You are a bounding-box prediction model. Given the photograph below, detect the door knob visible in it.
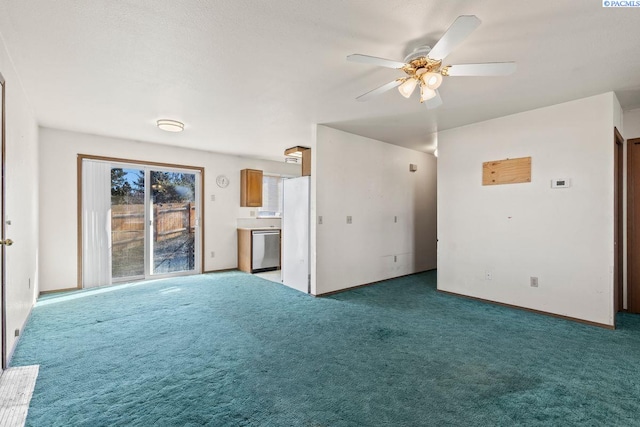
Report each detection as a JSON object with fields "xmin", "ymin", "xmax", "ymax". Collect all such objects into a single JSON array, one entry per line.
[{"xmin": 0, "ymin": 239, "xmax": 13, "ymax": 246}]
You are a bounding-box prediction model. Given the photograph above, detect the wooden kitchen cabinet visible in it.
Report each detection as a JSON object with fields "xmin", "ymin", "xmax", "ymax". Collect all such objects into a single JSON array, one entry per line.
[
  {"xmin": 302, "ymin": 148, "xmax": 311, "ymax": 176},
  {"xmin": 237, "ymin": 229, "xmax": 253, "ymax": 273},
  {"xmin": 240, "ymin": 169, "xmax": 263, "ymax": 207}
]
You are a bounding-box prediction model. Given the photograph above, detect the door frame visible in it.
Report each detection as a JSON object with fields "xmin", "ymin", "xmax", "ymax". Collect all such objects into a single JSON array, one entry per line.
[
  {"xmin": 614, "ymin": 127, "xmax": 624, "ymax": 317},
  {"xmin": 0, "ymin": 72, "xmax": 6, "ymax": 369},
  {"xmin": 627, "ymin": 137, "xmax": 640, "ymax": 313},
  {"xmin": 77, "ymin": 154, "xmax": 205, "ymax": 288}
]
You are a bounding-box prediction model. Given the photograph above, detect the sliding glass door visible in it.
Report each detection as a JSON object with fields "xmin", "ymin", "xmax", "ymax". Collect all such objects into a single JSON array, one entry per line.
[
  {"xmin": 83, "ymin": 158, "xmax": 201, "ymax": 288},
  {"xmin": 111, "ymin": 167, "xmax": 145, "ymax": 281},
  {"xmin": 149, "ymin": 170, "xmax": 197, "ymax": 275}
]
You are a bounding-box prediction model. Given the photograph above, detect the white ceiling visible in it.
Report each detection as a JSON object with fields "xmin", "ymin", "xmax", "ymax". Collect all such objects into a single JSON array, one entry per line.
[{"xmin": 1, "ymin": 1, "xmax": 639, "ymax": 161}]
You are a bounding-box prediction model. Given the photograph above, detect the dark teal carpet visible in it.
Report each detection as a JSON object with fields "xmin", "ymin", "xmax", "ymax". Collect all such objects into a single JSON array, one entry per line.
[{"xmin": 11, "ymin": 271, "xmax": 640, "ymax": 426}]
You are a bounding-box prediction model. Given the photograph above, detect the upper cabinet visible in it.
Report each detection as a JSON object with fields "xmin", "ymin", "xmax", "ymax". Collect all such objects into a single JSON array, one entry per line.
[
  {"xmin": 284, "ymin": 146, "xmax": 311, "ymax": 177},
  {"xmin": 302, "ymin": 149, "xmax": 311, "ymax": 177},
  {"xmin": 240, "ymin": 169, "xmax": 263, "ymax": 207}
]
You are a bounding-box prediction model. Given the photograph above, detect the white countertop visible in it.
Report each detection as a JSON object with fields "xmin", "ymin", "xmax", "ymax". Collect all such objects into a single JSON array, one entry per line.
[{"xmin": 237, "ymin": 227, "xmax": 281, "ymax": 231}]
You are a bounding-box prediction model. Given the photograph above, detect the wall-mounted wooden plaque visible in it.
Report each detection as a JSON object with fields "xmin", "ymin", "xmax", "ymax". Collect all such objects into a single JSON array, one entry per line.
[{"xmin": 482, "ymin": 157, "xmax": 531, "ymax": 186}]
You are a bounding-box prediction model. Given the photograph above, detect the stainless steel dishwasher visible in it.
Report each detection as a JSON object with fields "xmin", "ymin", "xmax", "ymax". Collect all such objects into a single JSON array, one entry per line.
[{"xmin": 252, "ymin": 230, "xmax": 281, "ymax": 272}]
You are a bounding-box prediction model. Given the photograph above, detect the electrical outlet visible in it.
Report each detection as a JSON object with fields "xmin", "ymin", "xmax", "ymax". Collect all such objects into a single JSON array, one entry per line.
[
  {"xmin": 485, "ymin": 271, "xmax": 493, "ymax": 280},
  {"xmin": 346, "ymin": 216, "xmax": 352, "ymax": 224},
  {"xmin": 318, "ymin": 216, "xmax": 323, "ymax": 225},
  {"xmin": 210, "ymin": 194, "xmax": 215, "ymax": 202},
  {"xmin": 210, "ymin": 251, "xmax": 215, "ymax": 258},
  {"xmin": 250, "ymin": 211, "xmax": 256, "ymax": 217},
  {"xmin": 530, "ymin": 277, "xmax": 539, "ymax": 287},
  {"xmin": 551, "ymin": 178, "xmax": 571, "ymax": 189}
]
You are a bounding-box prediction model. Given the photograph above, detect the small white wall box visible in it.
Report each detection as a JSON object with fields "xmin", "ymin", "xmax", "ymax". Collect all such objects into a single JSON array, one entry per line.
[
  {"xmin": 409, "ymin": 164, "xmax": 418, "ymax": 172},
  {"xmin": 551, "ymin": 178, "xmax": 571, "ymax": 188}
]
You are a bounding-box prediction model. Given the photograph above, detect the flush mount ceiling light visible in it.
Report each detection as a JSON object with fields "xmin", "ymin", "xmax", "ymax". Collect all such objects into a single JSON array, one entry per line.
[
  {"xmin": 284, "ymin": 146, "xmax": 310, "ymax": 158},
  {"xmin": 347, "ymin": 15, "xmax": 516, "ymax": 109},
  {"xmin": 156, "ymin": 119, "xmax": 184, "ymax": 132}
]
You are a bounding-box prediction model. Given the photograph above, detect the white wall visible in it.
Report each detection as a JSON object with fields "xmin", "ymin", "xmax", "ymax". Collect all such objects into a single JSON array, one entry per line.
[
  {"xmin": 0, "ymin": 33, "xmax": 39, "ymax": 363},
  {"xmin": 438, "ymin": 92, "xmax": 620, "ymax": 326},
  {"xmin": 313, "ymin": 125, "xmax": 437, "ymax": 295},
  {"xmin": 623, "ymin": 108, "xmax": 640, "ymax": 139},
  {"xmin": 38, "ymin": 127, "xmax": 299, "ymax": 292}
]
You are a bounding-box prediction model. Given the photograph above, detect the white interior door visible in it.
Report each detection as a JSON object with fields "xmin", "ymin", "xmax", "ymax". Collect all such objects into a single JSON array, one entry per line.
[{"xmin": 282, "ymin": 176, "xmax": 310, "ymax": 293}]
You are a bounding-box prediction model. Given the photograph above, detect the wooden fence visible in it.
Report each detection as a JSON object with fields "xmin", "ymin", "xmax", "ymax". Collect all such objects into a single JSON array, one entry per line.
[{"xmin": 111, "ymin": 203, "xmax": 195, "ymax": 248}]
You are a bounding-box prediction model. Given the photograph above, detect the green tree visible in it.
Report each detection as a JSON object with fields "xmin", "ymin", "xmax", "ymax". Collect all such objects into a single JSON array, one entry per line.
[
  {"xmin": 111, "ymin": 168, "xmax": 126, "ymax": 195},
  {"xmin": 111, "ymin": 168, "xmax": 133, "ymax": 204},
  {"xmin": 150, "ymin": 171, "xmax": 195, "ymax": 204},
  {"xmin": 131, "ymin": 170, "xmax": 145, "ymax": 203}
]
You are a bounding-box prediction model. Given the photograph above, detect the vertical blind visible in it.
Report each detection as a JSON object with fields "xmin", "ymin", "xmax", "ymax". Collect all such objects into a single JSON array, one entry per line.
[{"xmin": 82, "ymin": 159, "xmax": 112, "ymax": 288}]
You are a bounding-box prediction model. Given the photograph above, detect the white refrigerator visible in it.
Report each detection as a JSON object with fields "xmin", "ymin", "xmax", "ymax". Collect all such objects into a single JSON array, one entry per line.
[{"xmin": 282, "ymin": 176, "xmax": 310, "ymax": 293}]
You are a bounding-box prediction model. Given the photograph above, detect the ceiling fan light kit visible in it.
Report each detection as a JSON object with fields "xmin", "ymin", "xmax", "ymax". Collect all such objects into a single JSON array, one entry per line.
[
  {"xmin": 422, "ymin": 72, "xmax": 443, "ymax": 90},
  {"xmin": 420, "ymin": 86, "xmax": 437, "ymax": 102},
  {"xmin": 398, "ymin": 78, "xmax": 418, "ymax": 98},
  {"xmin": 347, "ymin": 15, "xmax": 516, "ymax": 109}
]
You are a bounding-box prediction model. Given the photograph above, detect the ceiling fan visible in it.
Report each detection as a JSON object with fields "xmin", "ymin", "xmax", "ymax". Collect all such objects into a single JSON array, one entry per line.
[{"xmin": 347, "ymin": 15, "xmax": 516, "ymax": 109}]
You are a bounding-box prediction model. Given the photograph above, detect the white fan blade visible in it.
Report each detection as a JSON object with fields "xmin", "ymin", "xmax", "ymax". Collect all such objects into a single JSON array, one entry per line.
[
  {"xmin": 347, "ymin": 54, "xmax": 406, "ymax": 69},
  {"xmin": 356, "ymin": 79, "xmax": 403, "ymax": 102},
  {"xmin": 446, "ymin": 62, "xmax": 517, "ymax": 76},
  {"xmin": 428, "ymin": 15, "xmax": 481, "ymax": 60},
  {"xmin": 425, "ymin": 90, "xmax": 443, "ymax": 109}
]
